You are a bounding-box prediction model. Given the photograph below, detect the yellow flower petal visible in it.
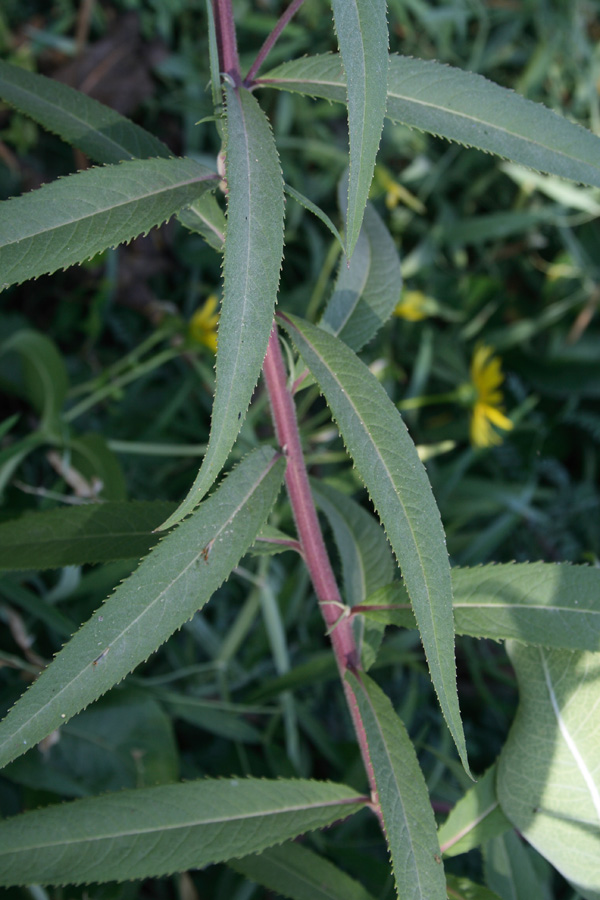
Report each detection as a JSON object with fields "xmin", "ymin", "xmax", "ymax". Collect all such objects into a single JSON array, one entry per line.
[
  {"xmin": 189, "ymin": 294, "xmax": 219, "ymax": 352},
  {"xmin": 467, "ymin": 344, "xmax": 513, "ymax": 447},
  {"xmin": 393, "ymin": 290, "xmax": 430, "ymax": 322}
]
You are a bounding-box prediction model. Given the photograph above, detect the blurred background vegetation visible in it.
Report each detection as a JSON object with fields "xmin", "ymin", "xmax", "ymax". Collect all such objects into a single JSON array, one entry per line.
[{"xmin": 0, "ymin": 1, "xmax": 599, "ymax": 898}]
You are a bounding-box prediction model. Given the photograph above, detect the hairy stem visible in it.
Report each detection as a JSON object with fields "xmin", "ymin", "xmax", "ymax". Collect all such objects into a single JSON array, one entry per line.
[
  {"xmin": 263, "ymin": 323, "xmax": 383, "ymax": 825},
  {"xmin": 245, "ymin": 0, "xmax": 306, "ymax": 85},
  {"xmin": 213, "ymin": 0, "xmax": 241, "ymax": 85}
]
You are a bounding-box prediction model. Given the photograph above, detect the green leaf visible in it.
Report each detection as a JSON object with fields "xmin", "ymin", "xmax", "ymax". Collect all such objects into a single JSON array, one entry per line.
[
  {"xmin": 177, "ymin": 192, "xmax": 226, "ymax": 251},
  {"xmin": 0, "ymin": 501, "xmax": 177, "ymax": 571},
  {"xmin": 2, "ymin": 688, "xmax": 179, "ymax": 798},
  {"xmin": 158, "ymin": 690, "xmax": 263, "ymax": 744},
  {"xmin": 0, "ymin": 447, "xmax": 285, "ymax": 768},
  {"xmin": 361, "ymin": 562, "xmax": 600, "ymax": 652},
  {"xmin": 68, "ymin": 432, "xmax": 127, "ymax": 501},
  {"xmin": 329, "ymin": 0, "xmax": 388, "ymax": 256},
  {"xmin": 159, "ymin": 86, "xmax": 284, "ymax": 530},
  {"xmin": 0, "ymin": 157, "xmax": 217, "ymax": 291},
  {"xmin": 262, "ymin": 54, "xmax": 600, "ymax": 189},
  {"xmin": 0, "ymin": 60, "xmax": 171, "ymax": 164},
  {"xmin": 437, "ymin": 766, "xmax": 511, "ymax": 857},
  {"xmin": 230, "ymin": 841, "xmax": 377, "ymax": 900},
  {"xmin": 445, "ymin": 875, "xmax": 503, "ymax": 900},
  {"xmin": 279, "ymin": 313, "xmax": 469, "ymax": 774},
  {"xmin": 0, "ymin": 777, "xmax": 365, "ymax": 886},
  {"xmin": 285, "ymin": 183, "xmax": 344, "ymax": 250},
  {"xmin": 312, "ymin": 480, "xmax": 394, "ymax": 669},
  {"xmin": 484, "ymin": 831, "xmax": 549, "ymax": 900},
  {"xmin": 346, "ymin": 671, "xmax": 447, "ymax": 900},
  {"xmin": 497, "ymin": 642, "xmax": 600, "ymax": 900},
  {"xmin": 321, "ymin": 195, "xmax": 401, "ymax": 351},
  {"xmin": 1, "ymin": 329, "xmax": 68, "ymax": 431}
]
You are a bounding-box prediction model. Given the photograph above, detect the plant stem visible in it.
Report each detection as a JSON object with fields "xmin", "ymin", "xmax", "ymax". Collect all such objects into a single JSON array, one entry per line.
[
  {"xmin": 244, "ymin": 0, "xmax": 306, "ymax": 86},
  {"xmin": 263, "ymin": 323, "xmax": 383, "ymax": 825},
  {"xmin": 213, "ymin": 0, "xmax": 241, "ymax": 85}
]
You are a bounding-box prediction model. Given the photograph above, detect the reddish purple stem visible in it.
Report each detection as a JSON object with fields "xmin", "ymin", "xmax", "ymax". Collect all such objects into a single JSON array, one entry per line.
[
  {"xmin": 213, "ymin": 0, "xmax": 241, "ymax": 85},
  {"xmin": 244, "ymin": 0, "xmax": 306, "ymax": 86}
]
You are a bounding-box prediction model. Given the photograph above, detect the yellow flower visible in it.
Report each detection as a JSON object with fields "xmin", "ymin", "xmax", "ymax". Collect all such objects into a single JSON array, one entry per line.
[
  {"xmin": 374, "ymin": 166, "xmax": 426, "ymax": 213},
  {"xmin": 468, "ymin": 344, "xmax": 513, "ymax": 448},
  {"xmin": 189, "ymin": 294, "xmax": 219, "ymax": 353},
  {"xmin": 393, "ymin": 290, "xmax": 433, "ymax": 322}
]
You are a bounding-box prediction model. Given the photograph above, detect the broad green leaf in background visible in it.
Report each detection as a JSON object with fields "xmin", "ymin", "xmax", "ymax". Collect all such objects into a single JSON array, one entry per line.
[
  {"xmin": 160, "ymin": 85, "xmax": 285, "ymax": 530},
  {"xmin": 360, "ymin": 562, "xmax": 600, "ymax": 652},
  {"xmin": 230, "ymin": 841, "xmax": 377, "ymax": 900},
  {"xmin": 329, "ymin": 0, "xmax": 389, "ymax": 256},
  {"xmin": 2, "ymin": 688, "xmax": 179, "ymax": 798},
  {"xmin": 437, "ymin": 765, "xmax": 511, "ymax": 857},
  {"xmin": 0, "ymin": 329, "xmax": 68, "ymax": 432},
  {"xmin": 445, "ymin": 875, "xmax": 503, "ymax": 900},
  {"xmin": 497, "ymin": 642, "xmax": 600, "ymax": 900},
  {"xmin": 280, "ymin": 313, "xmax": 469, "ymax": 774},
  {"xmin": 0, "ymin": 447, "xmax": 285, "ymax": 768},
  {"xmin": 261, "ymin": 54, "xmax": 600, "ymax": 189},
  {"xmin": 0, "ymin": 157, "xmax": 218, "ymax": 291},
  {"xmin": 0, "ymin": 778, "xmax": 366, "ymax": 885},
  {"xmin": 312, "ymin": 480, "xmax": 394, "ymax": 668},
  {"xmin": 0, "ymin": 59, "xmax": 171, "ymax": 164},
  {"xmin": 321, "ymin": 199, "xmax": 401, "ymax": 351},
  {"xmin": 0, "ymin": 501, "xmax": 177, "ymax": 571},
  {"xmin": 346, "ymin": 671, "xmax": 447, "ymax": 900},
  {"xmin": 484, "ymin": 831, "xmax": 550, "ymax": 900}
]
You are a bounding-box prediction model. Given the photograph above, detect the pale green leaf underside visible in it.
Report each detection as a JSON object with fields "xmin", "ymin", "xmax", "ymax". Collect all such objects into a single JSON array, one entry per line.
[
  {"xmin": 0, "ymin": 60, "xmax": 171, "ymax": 164},
  {"xmin": 445, "ymin": 874, "xmax": 503, "ymax": 900},
  {"xmin": 330, "ymin": 0, "xmax": 388, "ymax": 255},
  {"xmin": 0, "ymin": 501, "xmax": 177, "ymax": 571},
  {"xmin": 347, "ymin": 671, "xmax": 447, "ymax": 900},
  {"xmin": 230, "ymin": 841, "xmax": 377, "ymax": 900},
  {"xmin": 160, "ymin": 86, "xmax": 285, "ymax": 530},
  {"xmin": 497, "ymin": 643, "xmax": 600, "ymax": 899},
  {"xmin": 362, "ymin": 561, "xmax": 600, "ymax": 651},
  {"xmin": 484, "ymin": 830, "xmax": 547, "ymax": 900},
  {"xmin": 0, "ymin": 156, "xmax": 217, "ymax": 291},
  {"xmin": 0, "ymin": 777, "xmax": 365, "ymax": 886},
  {"xmin": 437, "ymin": 766, "xmax": 511, "ymax": 858},
  {"xmin": 0, "ymin": 447, "xmax": 285, "ymax": 769},
  {"xmin": 262, "ymin": 54, "xmax": 600, "ymax": 189},
  {"xmin": 280, "ymin": 313, "xmax": 468, "ymax": 773},
  {"xmin": 321, "ymin": 199, "xmax": 401, "ymax": 351}
]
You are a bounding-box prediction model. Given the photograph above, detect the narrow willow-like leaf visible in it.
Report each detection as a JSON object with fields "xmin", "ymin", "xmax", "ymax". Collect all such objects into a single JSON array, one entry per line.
[
  {"xmin": 261, "ymin": 54, "xmax": 600, "ymax": 189},
  {"xmin": 0, "ymin": 59, "xmax": 171, "ymax": 164},
  {"xmin": 280, "ymin": 313, "xmax": 469, "ymax": 773},
  {"xmin": 329, "ymin": 0, "xmax": 388, "ymax": 255},
  {"xmin": 437, "ymin": 766, "xmax": 511, "ymax": 857},
  {"xmin": 321, "ymin": 200, "xmax": 401, "ymax": 351},
  {"xmin": 484, "ymin": 831, "xmax": 547, "ymax": 900},
  {"xmin": 360, "ymin": 562, "xmax": 600, "ymax": 652},
  {"xmin": 347, "ymin": 671, "xmax": 447, "ymax": 900},
  {"xmin": 0, "ymin": 501, "xmax": 177, "ymax": 571},
  {"xmin": 0, "ymin": 157, "xmax": 217, "ymax": 291},
  {"xmin": 178, "ymin": 193, "xmax": 226, "ymax": 251},
  {"xmin": 0, "ymin": 777, "xmax": 365, "ymax": 886},
  {"xmin": 497, "ymin": 643, "xmax": 600, "ymax": 899},
  {"xmin": 159, "ymin": 86, "xmax": 284, "ymax": 530},
  {"xmin": 0, "ymin": 447, "xmax": 285, "ymax": 768},
  {"xmin": 1, "ymin": 329, "xmax": 68, "ymax": 431},
  {"xmin": 285, "ymin": 184, "xmax": 344, "ymax": 250},
  {"xmin": 445, "ymin": 875, "xmax": 503, "ymax": 900},
  {"xmin": 230, "ymin": 841, "xmax": 377, "ymax": 900}
]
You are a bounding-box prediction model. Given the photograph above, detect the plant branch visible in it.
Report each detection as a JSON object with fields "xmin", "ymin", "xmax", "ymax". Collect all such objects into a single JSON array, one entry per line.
[
  {"xmin": 244, "ymin": 0, "xmax": 306, "ymax": 86},
  {"xmin": 263, "ymin": 323, "xmax": 383, "ymax": 826},
  {"xmin": 212, "ymin": 0, "xmax": 241, "ymax": 85}
]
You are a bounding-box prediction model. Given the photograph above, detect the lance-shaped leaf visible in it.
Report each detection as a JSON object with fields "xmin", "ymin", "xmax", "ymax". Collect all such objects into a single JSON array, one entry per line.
[
  {"xmin": 437, "ymin": 766, "xmax": 511, "ymax": 857},
  {"xmin": 321, "ymin": 197, "xmax": 401, "ymax": 352},
  {"xmin": 359, "ymin": 562, "xmax": 600, "ymax": 652},
  {"xmin": 0, "ymin": 60, "xmax": 224, "ymax": 249},
  {"xmin": 1, "ymin": 329, "xmax": 68, "ymax": 432},
  {"xmin": 329, "ymin": 0, "xmax": 388, "ymax": 255},
  {"xmin": 0, "ymin": 501, "xmax": 177, "ymax": 571},
  {"xmin": 279, "ymin": 313, "xmax": 469, "ymax": 773},
  {"xmin": 445, "ymin": 875, "xmax": 503, "ymax": 900},
  {"xmin": 0, "ymin": 777, "xmax": 365, "ymax": 886},
  {"xmin": 497, "ymin": 643, "xmax": 600, "ymax": 900},
  {"xmin": 261, "ymin": 54, "xmax": 600, "ymax": 189},
  {"xmin": 159, "ymin": 86, "xmax": 284, "ymax": 530},
  {"xmin": 346, "ymin": 671, "xmax": 447, "ymax": 900},
  {"xmin": 230, "ymin": 841, "xmax": 377, "ymax": 900},
  {"xmin": 0, "ymin": 59, "xmax": 170, "ymax": 164},
  {"xmin": 0, "ymin": 447, "xmax": 285, "ymax": 768},
  {"xmin": 0, "ymin": 157, "xmax": 217, "ymax": 291}
]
